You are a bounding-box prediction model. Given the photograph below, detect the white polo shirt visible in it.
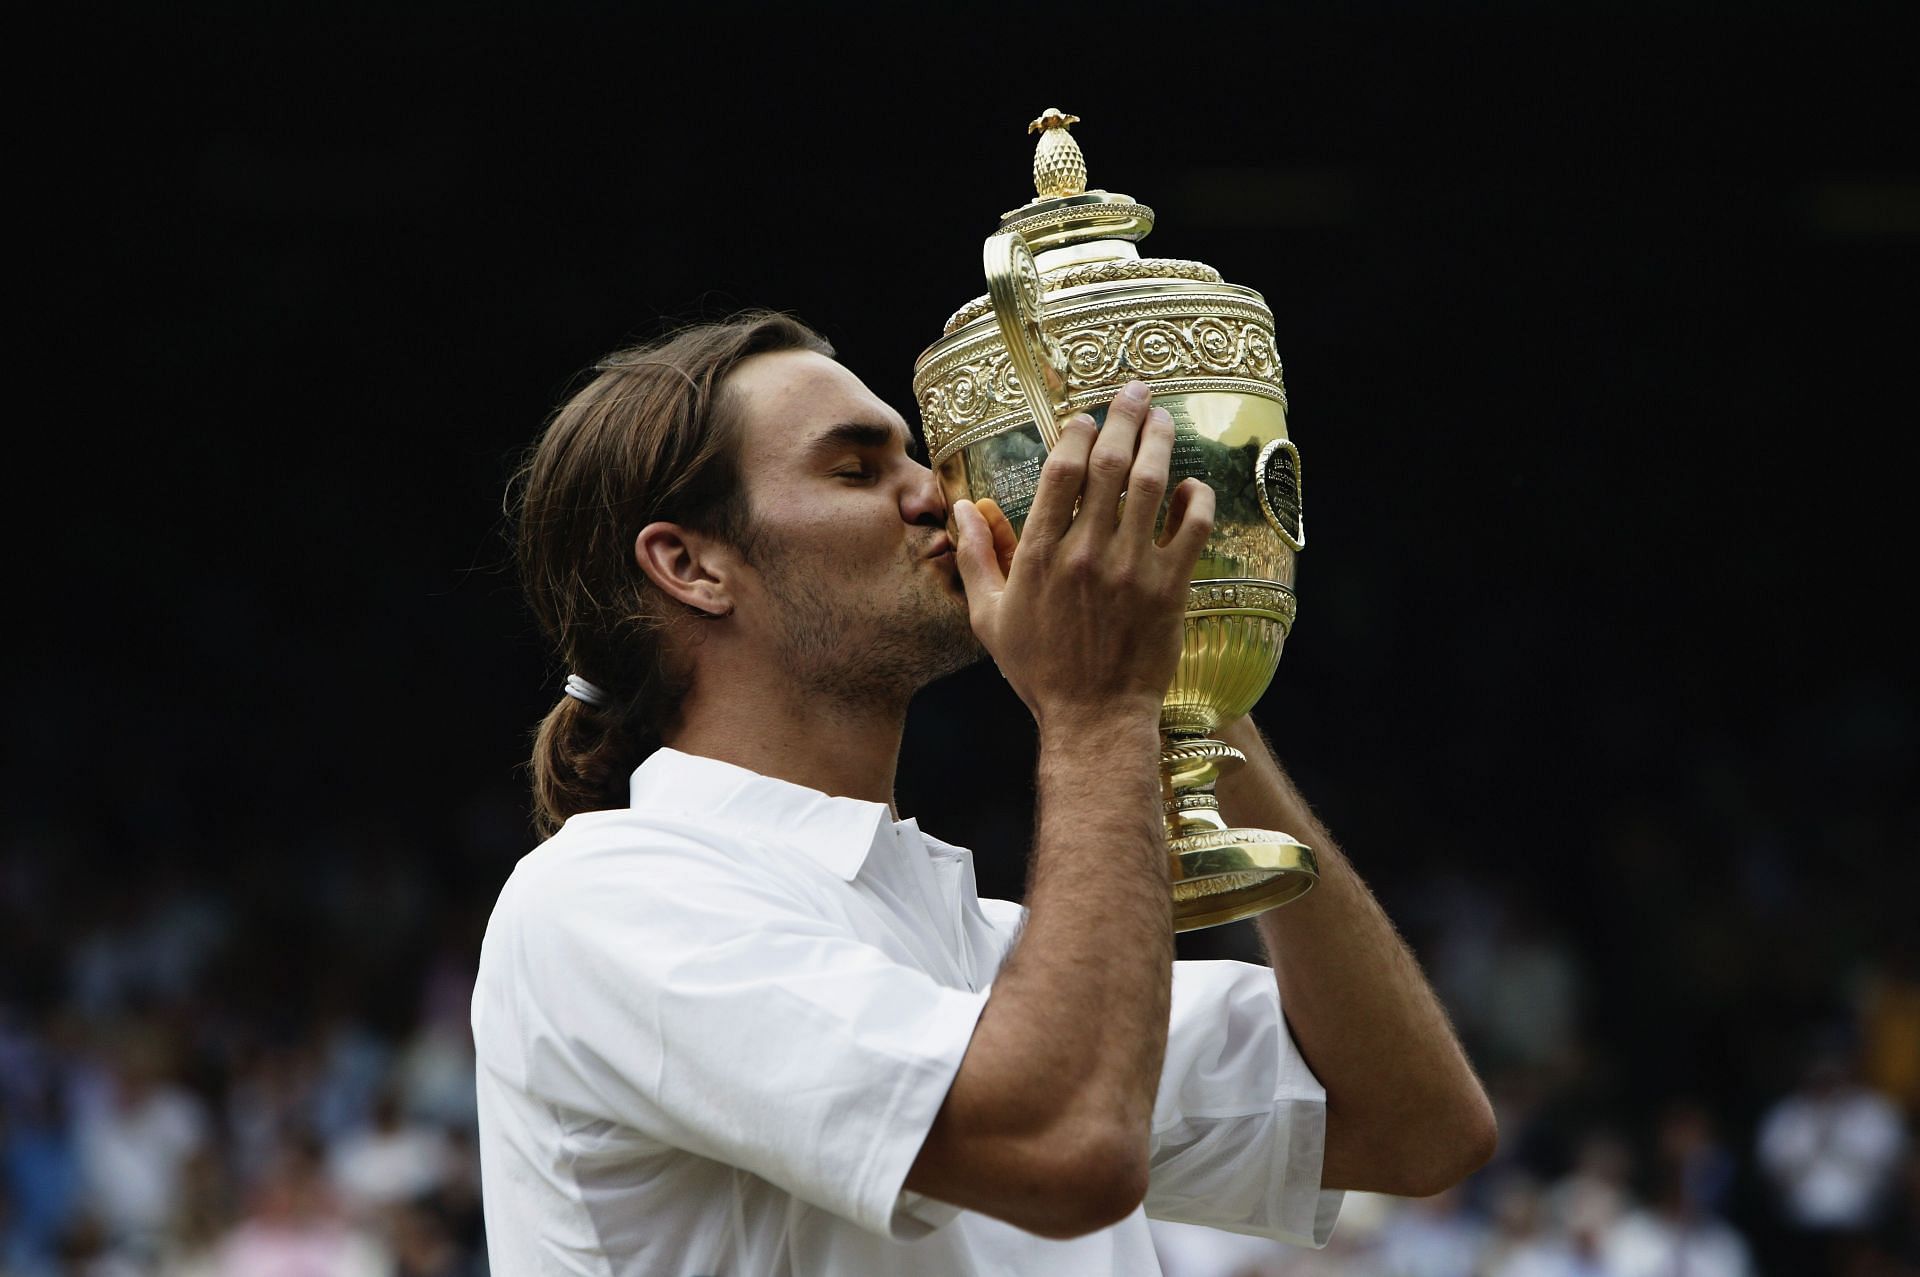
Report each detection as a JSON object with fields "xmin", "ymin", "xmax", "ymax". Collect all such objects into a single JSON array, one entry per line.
[{"xmin": 472, "ymin": 748, "xmax": 1341, "ymax": 1275}]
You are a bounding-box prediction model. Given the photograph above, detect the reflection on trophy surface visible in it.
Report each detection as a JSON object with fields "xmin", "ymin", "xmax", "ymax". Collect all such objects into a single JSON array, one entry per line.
[{"xmin": 914, "ymin": 109, "xmax": 1319, "ymax": 931}]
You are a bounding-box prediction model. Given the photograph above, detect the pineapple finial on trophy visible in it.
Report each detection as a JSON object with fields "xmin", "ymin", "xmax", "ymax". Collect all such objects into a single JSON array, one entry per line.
[{"xmin": 1027, "ymin": 108, "xmax": 1086, "ymax": 199}]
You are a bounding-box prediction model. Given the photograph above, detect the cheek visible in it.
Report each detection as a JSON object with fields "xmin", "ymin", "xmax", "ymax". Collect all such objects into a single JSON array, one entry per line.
[
  {"xmin": 759, "ymin": 515, "xmax": 884, "ymax": 579},
  {"xmin": 796, "ymin": 504, "xmax": 899, "ymax": 557},
  {"xmin": 748, "ymin": 489, "xmax": 904, "ymax": 574}
]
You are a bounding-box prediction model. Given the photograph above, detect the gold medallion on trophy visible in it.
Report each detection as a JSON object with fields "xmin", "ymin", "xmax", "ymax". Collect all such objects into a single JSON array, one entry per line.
[{"xmin": 915, "ymin": 109, "xmax": 1318, "ymax": 931}]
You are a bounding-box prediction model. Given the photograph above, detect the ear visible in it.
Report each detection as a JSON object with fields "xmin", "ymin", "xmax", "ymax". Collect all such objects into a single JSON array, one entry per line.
[{"xmin": 634, "ymin": 522, "xmax": 733, "ymax": 617}]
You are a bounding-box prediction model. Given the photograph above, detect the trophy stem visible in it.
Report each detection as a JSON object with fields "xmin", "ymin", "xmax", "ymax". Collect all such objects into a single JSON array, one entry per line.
[{"xmin": 1160, "ymin": 733, "xmax": 1319, "ymax": 932}]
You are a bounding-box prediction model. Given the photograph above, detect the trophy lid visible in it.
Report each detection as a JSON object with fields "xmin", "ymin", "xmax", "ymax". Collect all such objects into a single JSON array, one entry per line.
[
  {"xmin": 935, "ymin": 110, "xmax": 1221, "ymax": 336},
  {"xmin": 997, "ymin": 109, "xmax": 1155, "ymax": 255}
]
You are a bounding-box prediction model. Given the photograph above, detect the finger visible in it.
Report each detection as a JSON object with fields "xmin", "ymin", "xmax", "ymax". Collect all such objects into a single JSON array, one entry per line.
[
  {"xmin": 1156, "ymin": 472, "xmax": 1198, "ymax": 549},
  {"xmin": 977, "ymin": 497, "xmax": 1018, "ymax": 576},
  {"xmin": 1121, "ymin": 405, "xmax": 1175, "ymax": 543},
  {"xmin": 951, "ymin": 499, "xmax": 1007, "ymax": 612},
  {"xmin": 1079, "ymin": 381, "xmax": 1154, "ymax": 539},
  {"xmin": 1020, "ymin": 413, "xmax": 1096, "ymax": 556},
  {"xmin": 1160, "ymin": 478, "xmax": 1216, "ymax": 572}
]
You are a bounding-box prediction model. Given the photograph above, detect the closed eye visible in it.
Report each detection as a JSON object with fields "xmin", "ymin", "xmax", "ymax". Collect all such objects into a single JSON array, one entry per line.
[{"xmin": 807, "ymin": 421, "xmax": 916, "ymax": 471}]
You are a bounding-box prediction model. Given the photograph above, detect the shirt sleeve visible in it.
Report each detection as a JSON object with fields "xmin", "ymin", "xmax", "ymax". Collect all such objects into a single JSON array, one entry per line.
[
  {"xmin": 499, "ymin": 849, "xmax": 989, "ymax": 1241},
  {"xmin": 1143, "ymin": 959, "xmax": 1344, "ymax": 1248}
]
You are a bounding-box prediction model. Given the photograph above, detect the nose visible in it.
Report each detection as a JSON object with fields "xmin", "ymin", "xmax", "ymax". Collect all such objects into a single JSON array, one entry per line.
[{"xmin": 901, "ymin": 456, "xmax": 946, "ymax": 528}]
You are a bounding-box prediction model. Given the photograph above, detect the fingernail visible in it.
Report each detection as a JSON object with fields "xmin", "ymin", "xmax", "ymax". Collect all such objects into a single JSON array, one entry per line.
[
  {"xmin": 1149, "ymin": 406, "xmax": 1172, "ymax": 424},
  {"xmin": 1119, "ymin": 382, "xmax": 1150, "ymax": 406}
]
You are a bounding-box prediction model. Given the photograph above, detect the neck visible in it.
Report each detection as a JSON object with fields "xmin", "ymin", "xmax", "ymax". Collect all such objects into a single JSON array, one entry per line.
[{"xmin": 664, "ymin": 681, "xmax": 909, "ymax": 812}]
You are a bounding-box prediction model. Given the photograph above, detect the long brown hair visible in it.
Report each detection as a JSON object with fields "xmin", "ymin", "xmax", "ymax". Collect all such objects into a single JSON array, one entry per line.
[{"xmin": 510, "ymin": 312, "xmax": 835, "ymax": 837}]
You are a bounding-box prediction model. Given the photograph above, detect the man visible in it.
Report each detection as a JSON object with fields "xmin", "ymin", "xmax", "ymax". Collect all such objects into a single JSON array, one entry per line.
[{"xmin": 474, "ymin": 312, "xmax": 1495, "ymax": 1274}]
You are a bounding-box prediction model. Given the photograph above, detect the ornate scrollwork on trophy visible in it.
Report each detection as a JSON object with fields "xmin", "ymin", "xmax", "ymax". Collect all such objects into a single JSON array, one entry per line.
[{"xmin": 920, "ymin": 298, "xmax": 1290, "ymax": 464}]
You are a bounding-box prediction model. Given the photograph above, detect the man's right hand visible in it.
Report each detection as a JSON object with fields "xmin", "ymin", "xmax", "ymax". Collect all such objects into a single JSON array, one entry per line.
[{"xmin": 951, "ymin": 380, "xmax": 1216, "ymax": 733}]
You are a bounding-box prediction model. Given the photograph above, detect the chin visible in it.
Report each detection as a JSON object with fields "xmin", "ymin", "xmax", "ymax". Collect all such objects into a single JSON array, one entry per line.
[{"xmin": 900, "ymin": 596, "xmax": 983, "ymax": 683}]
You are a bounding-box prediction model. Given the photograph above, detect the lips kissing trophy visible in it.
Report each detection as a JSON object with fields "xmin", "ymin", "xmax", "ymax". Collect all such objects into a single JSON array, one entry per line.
[{"xmin": 914, "ymin": 109, "xmax": 1318, "ymax": 930}]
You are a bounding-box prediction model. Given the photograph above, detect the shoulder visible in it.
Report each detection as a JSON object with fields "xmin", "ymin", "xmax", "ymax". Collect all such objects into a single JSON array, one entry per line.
[
  {"xmin": 471, "ymin": 808, "xmax": 829, "ymax": 1077},
  {"xmin": 481, "ymin": 808, "xmax": 862, "ymax": 981},
  {"xmin": 493, "ymin": 807, "xmax": 790, "ymax": 920},
  {"xmin": 479, "ymin": 813, "xmax": 748, "ymax": 991}
]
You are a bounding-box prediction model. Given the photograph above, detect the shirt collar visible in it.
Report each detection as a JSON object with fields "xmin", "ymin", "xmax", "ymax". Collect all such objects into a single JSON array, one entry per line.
[{"xmin": 628, "ymin": 748, "xmax": 892, "ymax": 881}]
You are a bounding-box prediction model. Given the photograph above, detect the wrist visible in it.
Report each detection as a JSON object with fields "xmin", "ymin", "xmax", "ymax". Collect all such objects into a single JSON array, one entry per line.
[{"xmin": 1036, "ymin": 702, "xmax": 1164, "ymax": 757}]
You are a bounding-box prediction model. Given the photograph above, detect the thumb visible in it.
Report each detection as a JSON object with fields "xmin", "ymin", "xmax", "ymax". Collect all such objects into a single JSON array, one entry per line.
[
  {"xmin": 951, "ymin": 499, "xmax": 1007, "ymax": 605},
  {"xmin": 977, "ymin": 497, "xmax": 1019, "ymax": 576}
]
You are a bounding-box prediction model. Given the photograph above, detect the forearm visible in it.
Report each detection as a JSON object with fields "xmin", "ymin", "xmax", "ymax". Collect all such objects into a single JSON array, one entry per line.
[
  {"xmin": 970, "ymin": 712, "xmax": 1174, "ymax": 1138},
  {"xmin": 908, "ymin": 711, "xmax": 1173, "ymax": 1229},
  {"xmin": 1215, "ymin": 715, "xmax": 1495, "ymax": 1196}
]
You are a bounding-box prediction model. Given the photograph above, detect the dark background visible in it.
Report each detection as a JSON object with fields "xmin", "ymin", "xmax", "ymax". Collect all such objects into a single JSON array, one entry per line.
[{"xmin": 11, "ymin": 3, "xmax": 1916, "ymax": 1272}]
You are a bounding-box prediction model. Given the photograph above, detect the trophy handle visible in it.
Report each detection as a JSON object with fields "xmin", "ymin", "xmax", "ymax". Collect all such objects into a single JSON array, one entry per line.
[{"xmin": 983, "ymin": 232, "xmax": 1072, "ymax": 450}]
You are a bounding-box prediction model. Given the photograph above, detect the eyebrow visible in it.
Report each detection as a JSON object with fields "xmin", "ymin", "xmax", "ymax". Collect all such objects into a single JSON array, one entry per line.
[{"xmin": 804, "ymin": 421, "xmax": 926, "ymax": 465}]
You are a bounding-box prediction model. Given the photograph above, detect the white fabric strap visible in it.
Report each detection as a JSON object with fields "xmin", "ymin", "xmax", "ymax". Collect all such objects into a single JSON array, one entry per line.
[{"xmin": 564, "ymin": 674, "xmax": 609, "ymax": 708}]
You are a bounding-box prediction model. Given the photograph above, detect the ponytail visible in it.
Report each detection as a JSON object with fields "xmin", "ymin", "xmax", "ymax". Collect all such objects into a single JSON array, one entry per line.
[{"xmin": 527, "ymin": 696, "xmax": 649, "ymax": 838}]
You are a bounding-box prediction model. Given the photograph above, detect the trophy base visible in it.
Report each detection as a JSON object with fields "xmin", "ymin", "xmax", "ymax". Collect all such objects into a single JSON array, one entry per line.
[
  {"xmin": 1169, "ymin": 829, "xmax": 1319, "ymax": 931},
  {"xmin": 1162, "ymin": 737, "xmax": 1319, "ymax": 932}
]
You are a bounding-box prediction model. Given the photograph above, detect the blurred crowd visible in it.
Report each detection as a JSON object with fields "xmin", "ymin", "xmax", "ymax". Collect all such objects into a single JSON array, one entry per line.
[
  {"xmin": 0, "ymin": 840, "xmax": 490, "ymax": 1277},
  {"xmin": 1154, "ymin": 873, "xmax": 1920, "ymax": 1277},
  {"xmin": 3, "ymin": 726, "xmax": 1917, "ymax": 1275}
]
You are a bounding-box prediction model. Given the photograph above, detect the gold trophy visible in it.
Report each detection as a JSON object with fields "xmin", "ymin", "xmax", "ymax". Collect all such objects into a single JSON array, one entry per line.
[{"xmin": 915, "ymin": 109, "xmax": 1317, "ymax": 930}]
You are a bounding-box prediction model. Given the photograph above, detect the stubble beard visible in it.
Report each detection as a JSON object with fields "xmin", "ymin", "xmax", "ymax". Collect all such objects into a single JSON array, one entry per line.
[{"xmin": 751, "ymin": 538, "xmax": 983, "ymax": 714}]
